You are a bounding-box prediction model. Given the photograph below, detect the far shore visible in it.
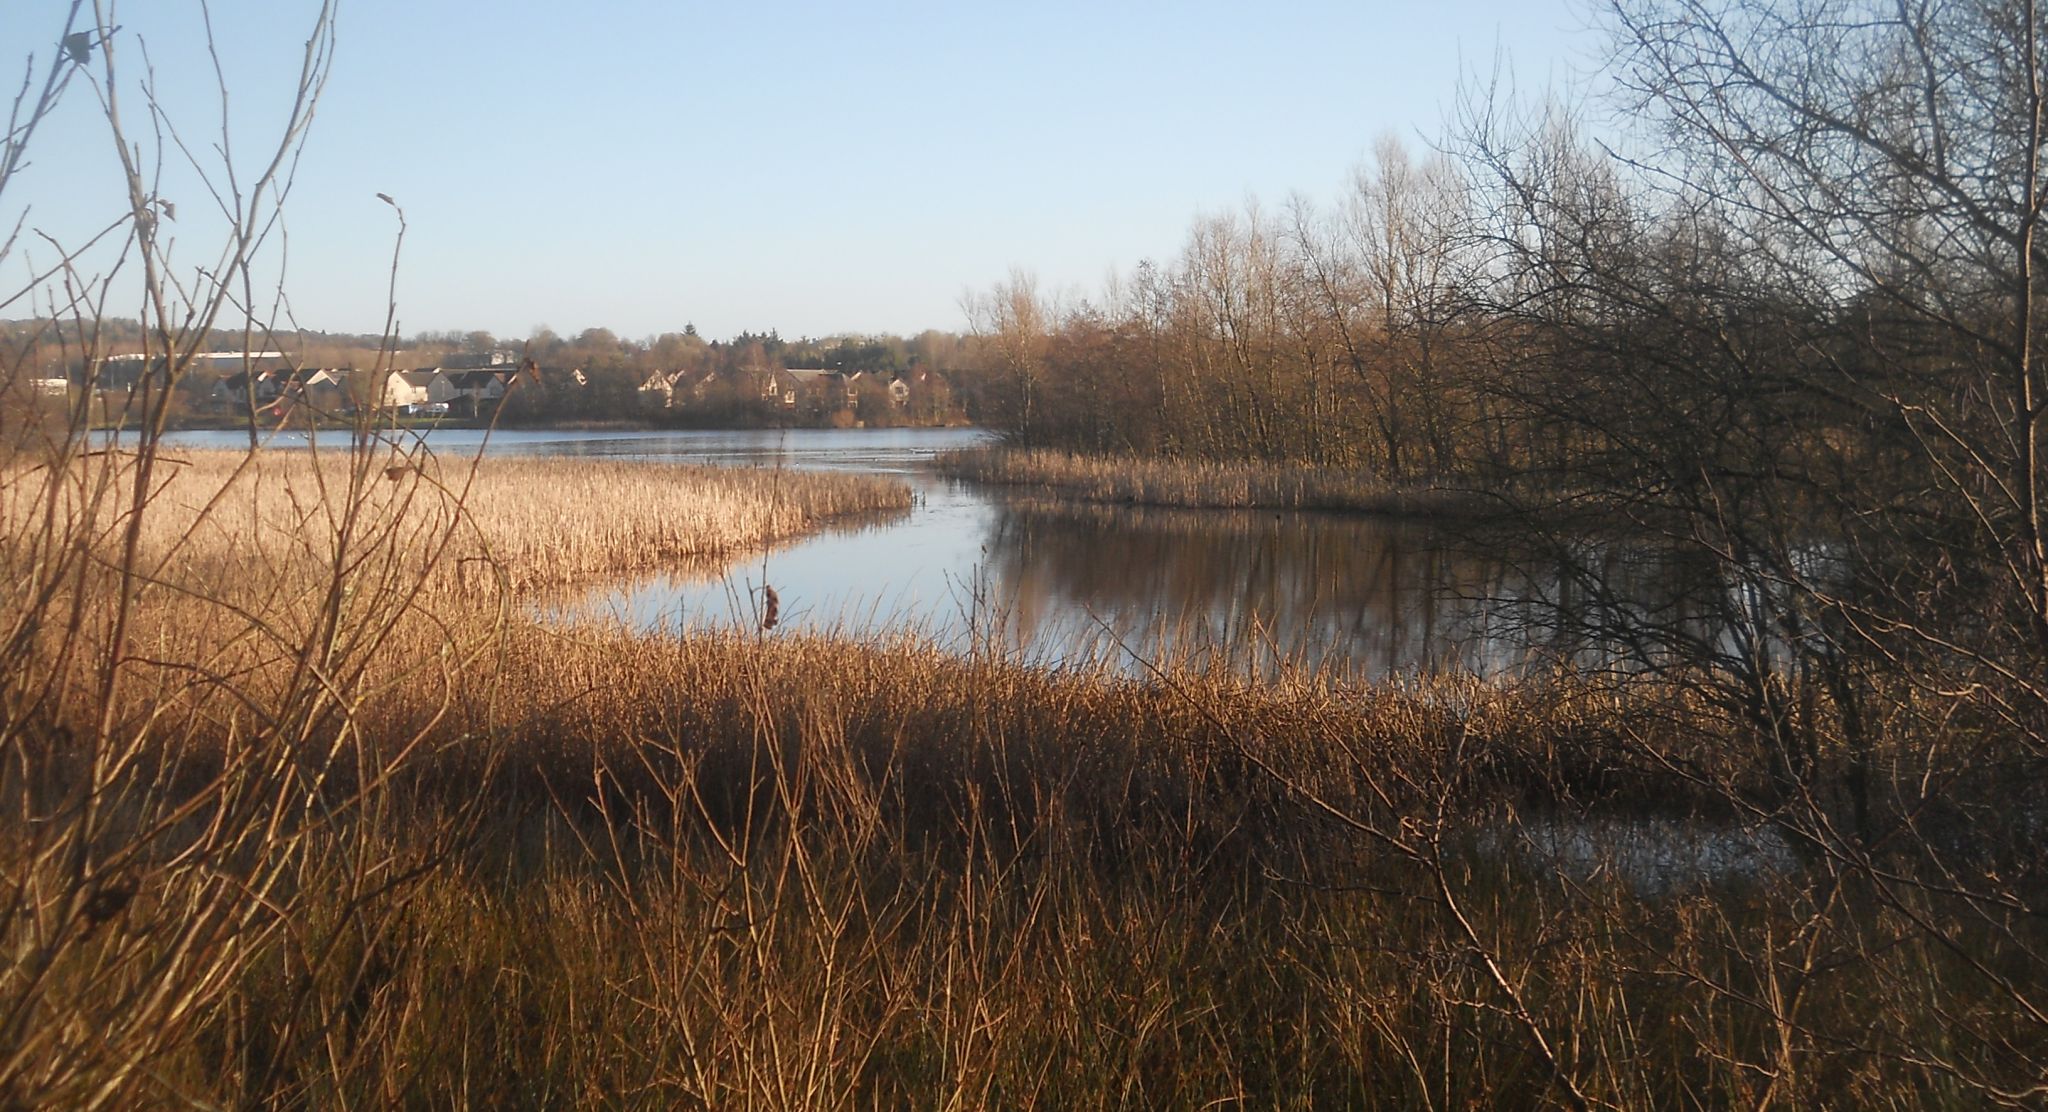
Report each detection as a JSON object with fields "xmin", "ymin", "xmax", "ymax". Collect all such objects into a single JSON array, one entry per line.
[
  {"xmin": 935, "ymin": 445, "xmax": 1501, "ymax": 517},
  {"xmin": 105, "ymin": 426, "xmax": 1515, "ymax": 519},
  {"xmin": 123, "ymin": 413, "xmax": 977, "ymax": 436}
]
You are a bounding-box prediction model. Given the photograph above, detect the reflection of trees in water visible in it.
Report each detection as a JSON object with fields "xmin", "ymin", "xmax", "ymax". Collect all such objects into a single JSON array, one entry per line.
[
  {"xmin": 979, "ymin": 499, "xmax": 1729, "ymax": 680},
  {"xmin": 1471, "ymin": 525, "xmax": 1737, "ymax": 678},
  {"xmin": 978, "ymin": 501, "xmax": 1490, "ymax": 677}
]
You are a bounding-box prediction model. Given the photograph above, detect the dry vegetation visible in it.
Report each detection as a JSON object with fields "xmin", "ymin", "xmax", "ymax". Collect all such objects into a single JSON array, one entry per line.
[
  {"xmin": 8, "ymin": 447, "xmax": 910, "ymax": 593},
  {"xmin": 938, "ymin": 446, "xmax": 1489, "ymax": 515},
  {"xmin": 4, "ymin": 436, "xmax": 2044, "ymax": 1106},
  {"xmin": 8, "ymin": 2, "xmax": 2048, "ymax": 1106},
  {"xmin": 21, "ymin": 590, "xmax": 2048, "ymax": 1105}
]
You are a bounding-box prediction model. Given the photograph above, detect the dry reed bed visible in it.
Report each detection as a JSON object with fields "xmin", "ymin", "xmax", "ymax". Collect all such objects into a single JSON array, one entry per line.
[
  {"xmin": 448, "ymin": 455, "xmax": 908, "ymax": 589},
  {"xmin": 80, "ymin": 581, "xmax": 1867, "ymax": 833},
  {"xmin": 79, "ymin": 587, "xmax": 1646, "ymax": 835},
  {"xmin": 8, "ymin": 449, "xmax": 2045, "ymax": 1107},
  {"xmin": 61, "ymin": 618, "xmax": 2037, "ymax": 1108},
  {"xmin": 10, "ymin": 590, "xmax": 2044, "ymax": 1106},
  {"xmin": 391, "ymin": 622, "xmax": 1642, "ymax": 829},
  {"xmin": 247, "ymin": 815, "xmax": 2003, "ymax": 1108},
  {"xmin": 939, "ymin": 446, "xmax": 1492, "ymax": 515},
  {"xmin": 1, "ymin": 448, "xmax": 910, "ymax": 593}
]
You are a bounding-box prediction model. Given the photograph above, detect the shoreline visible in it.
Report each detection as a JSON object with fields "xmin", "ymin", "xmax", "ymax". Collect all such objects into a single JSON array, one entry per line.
[{"xmin": 934, "ymin": 445, "xmax": 1502, "ymax": 518}]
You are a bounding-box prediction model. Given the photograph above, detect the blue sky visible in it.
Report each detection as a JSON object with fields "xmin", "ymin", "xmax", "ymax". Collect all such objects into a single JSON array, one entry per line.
[{"xmin": 1, "ymin": 1, "xmax": 1600, "ymax": 341}]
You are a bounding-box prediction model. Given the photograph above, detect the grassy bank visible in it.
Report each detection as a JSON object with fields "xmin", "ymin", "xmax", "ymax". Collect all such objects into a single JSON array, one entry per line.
[{"xmin": 939, "ymin": 446, "xmax": 1495, "ymax": 516}]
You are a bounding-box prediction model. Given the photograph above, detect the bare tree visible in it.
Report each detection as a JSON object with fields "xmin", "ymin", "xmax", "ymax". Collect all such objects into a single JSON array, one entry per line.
[
  {"xmin": 1431, "ymin": 2, "xmax": 2048, "ymax": 1100},
  {"xmin": 0, "ymin": 8, "xmax": 512, "ymax": 1105},
  {"xmin": 1344, "ymin": 136, "xmax": 1474, "ymax": 481},
  {"xmin": 965, "ymin": 268, "xmax": 1052, "ymax": 446}
]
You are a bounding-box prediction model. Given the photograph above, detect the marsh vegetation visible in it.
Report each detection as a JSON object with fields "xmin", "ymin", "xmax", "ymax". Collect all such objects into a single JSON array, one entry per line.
[
  {"xmin": 936, "ymin": 446, "xmax": 1486, "ymax": 515},
  {"xmin": 6, "ymin": 0, "xmax": 2048, "ymax": 1108}
]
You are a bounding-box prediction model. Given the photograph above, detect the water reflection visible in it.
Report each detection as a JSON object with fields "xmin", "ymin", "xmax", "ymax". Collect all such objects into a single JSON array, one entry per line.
[
  {"xmin": 153, "ymin": 426, "xmax": 1747, "ymax": 680},
  {"xmin": 978, "ymin": 499, "xmax": 1522, "ymax": 677},
  {"xmin": 1491, "ymin": 818, "xmax": 1799, "ymax": 895},
  {"xmin": 564, "ymin": 474, "xmax": 1718, "ymax": 681}
]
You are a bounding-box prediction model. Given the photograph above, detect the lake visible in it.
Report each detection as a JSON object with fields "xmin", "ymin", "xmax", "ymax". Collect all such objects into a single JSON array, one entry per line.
[{"xmin": 155, "ymin": 426, "xmax": 1679, "ymax": 680}]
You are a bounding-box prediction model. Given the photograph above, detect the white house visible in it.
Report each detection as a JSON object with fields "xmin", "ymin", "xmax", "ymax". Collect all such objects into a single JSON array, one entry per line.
[{"xmin": 381, "ymin": 369, "xmax": 440, "ymax": 409}]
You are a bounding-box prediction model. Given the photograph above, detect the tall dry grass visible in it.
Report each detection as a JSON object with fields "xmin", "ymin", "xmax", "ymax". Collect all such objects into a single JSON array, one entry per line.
[
  {"xmin": 5, "ymin": 447, "xmax": 909, "ymax": 594},
  {"xmin": 36, "ymin": 603, "xmax": 2039, "ymax": 1108},
  {"xmin": 0, "ymin": 434, "xmax": 911, "ymax": 1107},
  {"xmin": 940, "ymin": 446, "xmax": 1492, "ymax": 515}
]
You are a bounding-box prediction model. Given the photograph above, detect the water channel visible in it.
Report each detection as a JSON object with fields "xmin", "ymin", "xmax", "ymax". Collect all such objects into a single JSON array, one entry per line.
[{"xmin": 157, "ymin": 426, "xmax": 1691, "ymax": 681}]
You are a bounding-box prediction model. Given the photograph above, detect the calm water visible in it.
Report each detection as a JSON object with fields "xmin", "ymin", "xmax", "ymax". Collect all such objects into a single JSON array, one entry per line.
[{"xmin": 156, "ymin": 426, "xmax": 1677, "ymax": 679}]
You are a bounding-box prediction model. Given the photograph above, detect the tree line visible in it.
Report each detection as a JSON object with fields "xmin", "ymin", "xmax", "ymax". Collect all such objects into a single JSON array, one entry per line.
[{"xmin": 964, "ymin": 135, "xmax": 1488, "ymax": 481}]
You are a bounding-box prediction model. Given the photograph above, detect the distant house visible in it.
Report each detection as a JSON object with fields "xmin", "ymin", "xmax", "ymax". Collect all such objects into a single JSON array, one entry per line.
[
  {"xmin": 786, "ymin": 368, "xmax": 868, "ymax": 409},
  {"xmin": 629, "ymin": 368, "xmax": 732, "ymax": 413},
  {"xmin": 442, "ymin": 369, "xmax": 510, "ymax": 414},
  {"xmin": 783, "ymin": 367, "xmax": 836, "ymax": 395},
  {"xmin": 381, "ymin": 369, "xmax": 440, "ymax": 409},
  {"xmin": 291, "ymin": 368, "xmax": 349, "ymax": 413},
  {"xmin": 214, "ymin": 370, "xmax": 263, "ymax": 406},
  {"xmin": 676, "ymin": 367, "xmax": 718, "ymax": 402},
  {"xmin": 425, "ymin": 373, "xmax": 460, "ymax": 406},
  {"xmin": 837, "ymin": 370, "xmax": 868, "ymax": 407},
  {"xmin": 638, "ymin": 369, "xmax": 684, "ymax": 409},
  {"xmin": 214, "ymin": 367, "xmax": 346, "ymax": 412},
  {"xmin": 738, "ymin": 367, "xmax": 801, "ymax": 408}
]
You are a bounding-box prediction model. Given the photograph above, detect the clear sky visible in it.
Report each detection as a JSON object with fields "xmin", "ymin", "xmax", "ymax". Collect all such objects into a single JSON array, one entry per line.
[{"xmin": 1, "ymin": 1, "xmax": 1600, "ymax": 342}]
